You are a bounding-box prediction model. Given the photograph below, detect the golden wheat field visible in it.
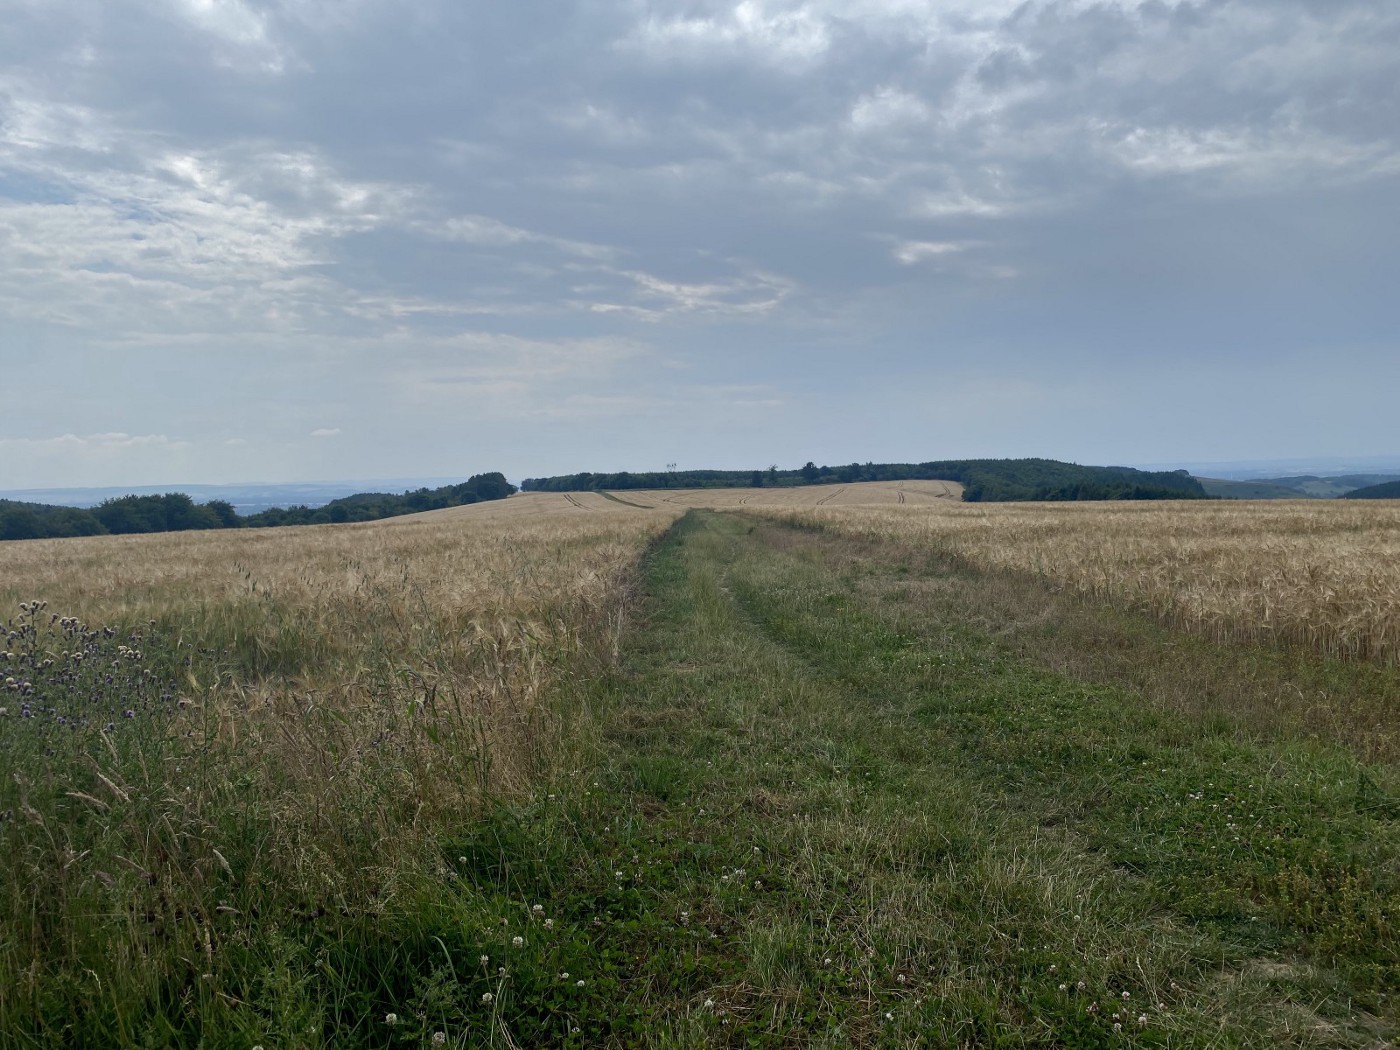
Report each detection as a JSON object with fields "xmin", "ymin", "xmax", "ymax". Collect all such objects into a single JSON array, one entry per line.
[
  {"xmin": 551, "ymin": 477, "xmax": 964, "ymax": 510},
  {"xmin": 751, "ymin": 497, "xmax": 1400, "ymax": 665},
  {"xmin": 8, "ymin": 483, "xmax": 1396, "ymax": 680},
  {"xmin": 411, "ymin": 483, "xmax": 1400, "ymax": 668},
  {"xmin": 0, "ymin": 499, "xmax": 683, "ymax": 751},
  {"xmin": 0, "ymin": 501, "xmax": 678, "ymax": 898}
]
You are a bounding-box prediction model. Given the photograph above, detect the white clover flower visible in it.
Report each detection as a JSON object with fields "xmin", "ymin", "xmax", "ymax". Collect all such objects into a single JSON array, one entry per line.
[
  {"xmin": 1138, "ymin": 1014, "xmax": 1148, "ymax": 1025},
  {"xmin": 576, "ymin": 980, "xmax": 585, "ymax": 987},
  {"xmin": 560, "ymin": 972, "xmax": 570, "ymax": 980},
  {"xmin": 703, "ymin": 998, "xmax": 715, "ymax": 1009},
  {"xmin": 512, "ymin": 936, "xmax": 524, "ymax": 948},
  {"xmin": 385, "ymin": 1013, "xmax": 399, "ymax": 1025},
  {"xmin": 884, "ymin": 1012, "xmax": 894, "ymax": 1021},
  {"xmin": 544, "ymin": 918, "xmax": 554, "ymax": 929},
  {"xmin": 532, "ymin": 904, "xmax": 544, "ymax": 914},
  {"xmin": 1059, "ymin": 983, "xmax": 1068, "ymax": 991},
  {"xmin": 481, "ymin": 992, "xmax": 494, "ymax": 1004},
  {"xmin": 432, "ymin": 1033, "xmax": 447, "ymax": 1047},
  {"xmin": 480, "ymin": 955, "xmax": 490, "ymax": 965}
]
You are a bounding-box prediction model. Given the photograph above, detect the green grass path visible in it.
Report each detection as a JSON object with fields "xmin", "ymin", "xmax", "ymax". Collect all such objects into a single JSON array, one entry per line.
[{"xmin": 405, "ymin": 510, "xmax": 1398, "ymax": 1048}]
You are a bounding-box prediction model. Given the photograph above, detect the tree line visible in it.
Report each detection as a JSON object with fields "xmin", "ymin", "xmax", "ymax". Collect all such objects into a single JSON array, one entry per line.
[
  {"xmin": 0, "ymin": 473, "xmax": 515, "ymax": 542},
  {"xmin": 1341, "ymin": 479, "xmax": 1400, "ymax": 500},
  {"xmin": 521, "ymin": 458, "xmax": 1209, "ymax": 502}
]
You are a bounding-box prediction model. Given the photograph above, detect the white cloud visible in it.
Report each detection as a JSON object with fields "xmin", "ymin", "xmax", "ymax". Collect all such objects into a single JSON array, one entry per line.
[
  {"xmin": 893, "ymin": 239, "xmax": 965, "ymax": 264},
  {"xmin": 167, "ymin": 0, "xmax": 288, "ymax": 72},
  {"xmin": 911, "ymin": 191, "xmax": 1014, "ymax": 219},
  {"xmin": 0, "ymin": 432, "xmax": 179, "ymax": 449},
  {"xmin": 310, "ymin": 428, "xmax": 342, "ymax": 438},
  {"xmin": 1103, "ymin": 123, "xmax": 1400, "ymax": 184},
  {"xmin": 625, "ymin": 2, "xmax": 831, "ymax": 65},
  {"xmin": 579, "ymin": 265, "xmax": 796, "ymax": 320},
  {"xmin": 850, "ymin": 88, "xmax": 931, "ymax": 134},
  {"xmin": 423, "ymin": 214, "xmax": 613, "ymax": 260}
]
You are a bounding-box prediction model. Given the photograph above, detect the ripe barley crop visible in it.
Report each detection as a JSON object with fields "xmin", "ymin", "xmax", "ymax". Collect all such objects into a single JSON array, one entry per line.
[
  {"xmin": 0, "ymin": 496, "xmax": 679, "ymax": 1028},
  {"xmin": 749, "ymin": 498, "xmax": 1400, "ymax": 666}
]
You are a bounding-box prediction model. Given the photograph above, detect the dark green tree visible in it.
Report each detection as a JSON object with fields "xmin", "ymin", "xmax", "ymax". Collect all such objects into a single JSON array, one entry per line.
[{"xmin": 206, "ymin": 499, "xmax": 240, "ymax": 528}]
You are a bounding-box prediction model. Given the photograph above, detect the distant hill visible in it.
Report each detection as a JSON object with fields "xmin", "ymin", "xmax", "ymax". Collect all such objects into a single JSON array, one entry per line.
[
  {"xmin": 1198, "ymin": 473, "xmax": 1400, "ymax": 500},
  {"xmin": 0, "ymin": 478, "xmax": 483, "ymax": 515},
  {"xmin": 1341, "ymin": 480, "xmax": 1400, "ymax": 500},
  {"xmin": 0, "ymin": 474, "xmax": 515, "ymax": 542},
  {"xmin": 524, "ymin": 458, "xmax": 1209, "ymax": 502},
  {"xmin": 1197, "ymin": 478, "xmax": 1316, "ymax": 500}
]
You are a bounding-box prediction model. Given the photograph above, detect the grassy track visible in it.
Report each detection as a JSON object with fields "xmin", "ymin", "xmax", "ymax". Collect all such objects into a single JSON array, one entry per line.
[{"xmin": 456, "ymin": 509, "xmax": 1396, "ymax": 1048}]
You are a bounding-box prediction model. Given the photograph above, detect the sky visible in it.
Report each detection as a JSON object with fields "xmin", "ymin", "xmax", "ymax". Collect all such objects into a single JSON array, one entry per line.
[{"xmin": 1, "ymin": 0, "xmax": 1397, "ymax": 488}]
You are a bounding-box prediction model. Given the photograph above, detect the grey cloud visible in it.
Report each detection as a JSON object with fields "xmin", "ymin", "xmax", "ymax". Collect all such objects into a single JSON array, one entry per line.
[{"xmin": 1, "ymin": 0, "xmax": 1397, "ymax": 486}]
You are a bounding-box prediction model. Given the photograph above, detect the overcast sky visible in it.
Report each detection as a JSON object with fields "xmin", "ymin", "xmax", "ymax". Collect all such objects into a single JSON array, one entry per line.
[{"xmin": 2, "ymin": 0, "xmax": 1397, "ymax": 487}]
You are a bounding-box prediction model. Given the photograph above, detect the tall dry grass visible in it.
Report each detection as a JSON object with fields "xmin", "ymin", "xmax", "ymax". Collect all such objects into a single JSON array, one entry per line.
[
  {"xmin": 0, "ymin": 498, "xmax": 678, "ymax": 1038},
  {"xmin": 752, "ymin": 499, "xmax": 1400, "ymax": 666}
]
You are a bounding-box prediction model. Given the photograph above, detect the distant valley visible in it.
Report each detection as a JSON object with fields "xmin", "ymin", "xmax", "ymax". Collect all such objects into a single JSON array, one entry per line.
[{"xmin": 1196, "ymin": 473, "xmax": 1400, "ymax": 499}]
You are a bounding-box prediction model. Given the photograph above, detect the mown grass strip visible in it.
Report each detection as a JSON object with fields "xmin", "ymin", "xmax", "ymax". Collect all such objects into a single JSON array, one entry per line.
[{"xmin": 427, "ymin": 509, "xmax": 1397, "ymax": 1047}]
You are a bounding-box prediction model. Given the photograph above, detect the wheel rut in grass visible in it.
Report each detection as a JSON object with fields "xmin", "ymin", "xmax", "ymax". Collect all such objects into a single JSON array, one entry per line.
[{"xmin": 458, "ymin": 510, "xmax": 1398, "ymax": 1048}]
